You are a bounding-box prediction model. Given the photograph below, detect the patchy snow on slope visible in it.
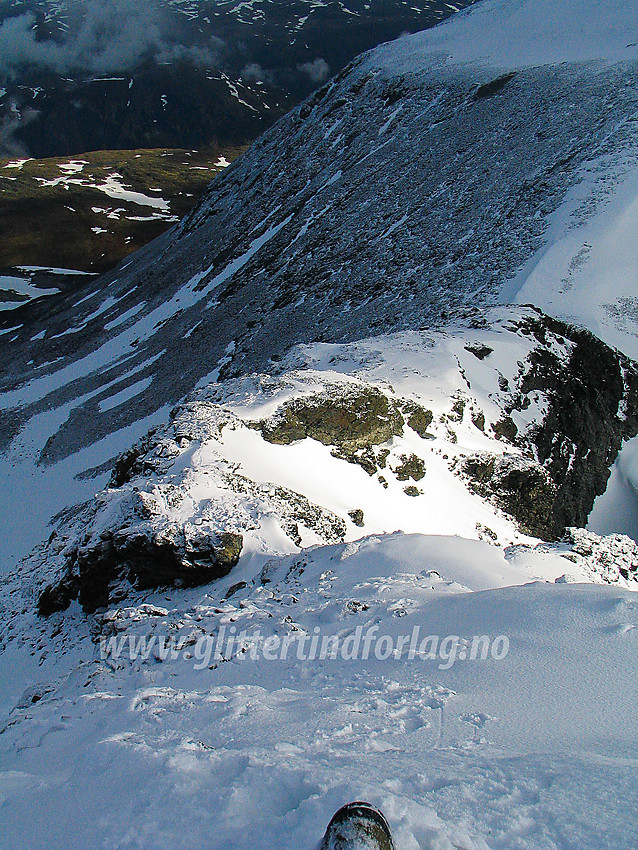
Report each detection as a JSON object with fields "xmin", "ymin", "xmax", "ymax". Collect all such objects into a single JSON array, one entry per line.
[
  {"xmin": 0, "ymin": 273, "xmax": 60, "ymax": 311},
  {"xmin": 34, "ymin": 164, "xmax": 173, "ymax": 210}
]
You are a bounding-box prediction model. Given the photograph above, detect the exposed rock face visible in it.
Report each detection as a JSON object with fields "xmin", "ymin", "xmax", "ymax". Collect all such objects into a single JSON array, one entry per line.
[
  {"xmin": 37, "ymin": 577, "xmax": 80, "ymax": 617},
  {"xmin": 445, "ymin": 312, "xmax": 638, "ymax": 540},
  {"xmin": 257, "ymin": 386, "xmax": 405, "ymax": 451},
  {"xmin": 39, "ymin": 520, "xmax": 243, "ymax": 615},
  {"xmin": 506, "ymin": 314, "xmax": 638, "ymax": 535},
  {"xmin": 110, "ymin": 441, "xmax": 155, "ymax": 488},
  {"xmin": 462, "ymin": 454, "xmax": 557, "ymax": 540}
]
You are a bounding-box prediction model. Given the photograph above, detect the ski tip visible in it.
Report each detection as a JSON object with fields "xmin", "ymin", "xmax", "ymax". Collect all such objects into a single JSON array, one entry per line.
[{"xmin": 320, "ymin": 801, "xmax": 395, "ymax": 850}]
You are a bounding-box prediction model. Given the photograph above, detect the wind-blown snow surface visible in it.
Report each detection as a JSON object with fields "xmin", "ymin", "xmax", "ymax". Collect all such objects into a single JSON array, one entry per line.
[
  {"xmin": 1, "ymin": 535, "xmax": 637, "ymax": 849},
  {"xmin": 2, "ymin": 2, "xmax": 638, "ymax": 847},
  {"xmin": 374, "ymin": 0, "xmax": 638, "ymax": 71}
]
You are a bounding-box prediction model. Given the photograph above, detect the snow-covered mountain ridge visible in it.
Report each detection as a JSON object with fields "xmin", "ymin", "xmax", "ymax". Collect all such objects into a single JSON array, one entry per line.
[
  {"xmin": 2, "ymin": 3, "xmax": 638, "ymax": 847},
  {"xmin": 28, "ymin": 305, "xmax": 638, "ymax": 616},
  {"xmin": 2, "ymin": 0, "xmax": 638, "ymax": 467}
]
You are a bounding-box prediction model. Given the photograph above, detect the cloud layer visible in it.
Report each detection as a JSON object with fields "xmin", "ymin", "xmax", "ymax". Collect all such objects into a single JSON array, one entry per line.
[{"xmin": 0, "ymin": 0, "xmax": 222, "ymax": 78}]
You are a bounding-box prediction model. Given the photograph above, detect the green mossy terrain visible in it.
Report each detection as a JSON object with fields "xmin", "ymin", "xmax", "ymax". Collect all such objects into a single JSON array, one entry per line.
[{"xmin": 0, "ymin": 145, "xmax": 245, "ymax": 272}]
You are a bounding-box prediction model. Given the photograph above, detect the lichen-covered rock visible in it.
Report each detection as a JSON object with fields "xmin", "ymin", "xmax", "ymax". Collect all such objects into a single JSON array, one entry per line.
[
  {"xmin": 471, "ymin": 410, "xmax": 486, "ymax": 431},
  {"xmin": 256, "ymin": 386, "xmax": 404, "ymax": 453},
  {"xmin": 492, "ymin": 416, "xmax": 518, "ymax": 443},
  {"xmin": 348, "ymin": 509, "xmax": 365, "ymax": 527},
  {"xmin": 401, "ymin": 402, "xmax": 434, "ymax": 438}
]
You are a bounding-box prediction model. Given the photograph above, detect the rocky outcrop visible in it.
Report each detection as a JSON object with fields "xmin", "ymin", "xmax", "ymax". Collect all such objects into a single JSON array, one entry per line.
[
  {"xmin": 560, "ymin": 528, "xmax": 638, "ymax": 583},
  {"xmin": 508, "ymin": 313, "xmax": 638, "ymax": 535},
  {"xmin": 39, "ymin": 520, "xmax": 243, "ymax": 615},
  {"xmin": 256, "ymin": 386, "xmax": 406, "ymax": 473},
  {"xmin": 257, "ymin": 386, "xmax": 404, "ymax": 449},
  {"xmin": 34, "ymin": 306, "xmax": 638, "ymax": 617},
  {"xmin": 457, "ymin": 311, "xmax": 638, "ymax": 540},
  {"xmin": 462, "ymin": 453, "xmax": 557, "ymax": 539}
]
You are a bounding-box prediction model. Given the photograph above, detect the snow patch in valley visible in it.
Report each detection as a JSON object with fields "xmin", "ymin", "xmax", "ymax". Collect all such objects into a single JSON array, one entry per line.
[
  {"xmin": 2, "ymin": 159, "xmax": 31, "ymax": 170},
  {"xmin": 35, "ymin": 165, "xmax": 171, "ymax": 210},
  {"xmin": 0, "ymin": 275, "xmax": 60, "ymax": 311}
]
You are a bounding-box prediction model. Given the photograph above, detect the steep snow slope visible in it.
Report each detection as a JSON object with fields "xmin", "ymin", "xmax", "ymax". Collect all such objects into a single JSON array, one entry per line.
[
  {"xmin": 2, "ymin": 306, "xmax": 637, "ymax": 846},
  {"xmin": 372, "ymin": 0, "xmax": 638, "ymax": 69},
  {"xmin": 25, "ymin": 305, "xmax": 638, "ymax": 617},
  {"xmin": 7, "ymin": 58, "xmax": 638, "ymax": 433}
]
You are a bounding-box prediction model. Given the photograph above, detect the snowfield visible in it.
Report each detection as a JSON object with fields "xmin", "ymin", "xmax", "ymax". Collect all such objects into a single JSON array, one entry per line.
[
  {"xmin": 2, "ymin": 0, "xmax": 638, "ymax": 848},
  {"xmin": 1, "ymin": 535, "xmax": 637, "ymax": 849},
  {"xmin": 0, "ymin": 271, "xmax": 61, "ymax": 312}
]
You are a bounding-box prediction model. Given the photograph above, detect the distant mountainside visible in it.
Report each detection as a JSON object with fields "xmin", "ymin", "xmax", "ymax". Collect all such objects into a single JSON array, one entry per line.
[
  {"xmin": 0, "ymin": 0, "xmax": 478, "ymax": 157},
  {"xmin": 2, "ymin": 0, "xmax": 636, "ymax": 465},
  {"xmin": 0, "ymin": 0, "xmax": 636, "ymax": 575}
]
